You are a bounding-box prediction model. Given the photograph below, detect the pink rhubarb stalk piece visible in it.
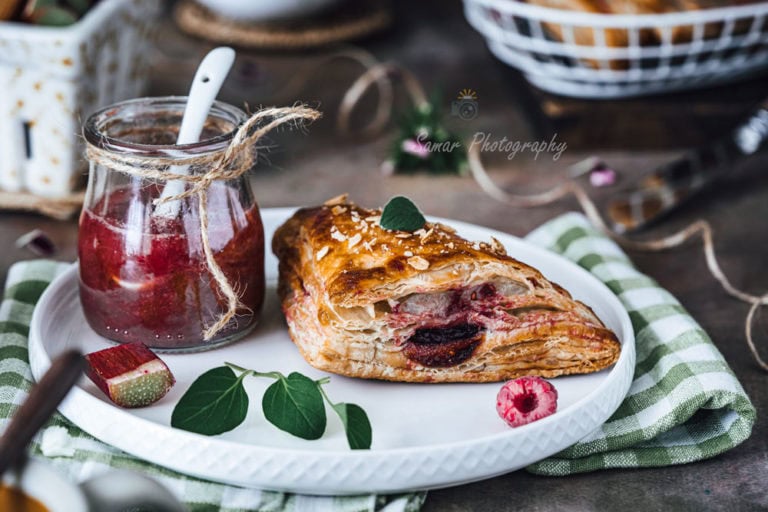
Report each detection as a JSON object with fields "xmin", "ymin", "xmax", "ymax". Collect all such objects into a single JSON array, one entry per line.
[
  {"xmin": 496, "ymin": 376, "xmax": 558, "ymax": 428},
  {"xmin": 85, "ymin": 342, "xmax": 175, "ymax": 408}
]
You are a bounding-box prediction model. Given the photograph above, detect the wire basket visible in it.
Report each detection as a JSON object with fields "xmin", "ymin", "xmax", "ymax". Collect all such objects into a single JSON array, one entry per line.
[
  {"xmin": 463, "ymin": 0, "xmax": 768, "ymax": 98},
  {"xmin": 0, "ymin": 0, "xmax": 160, "ymax": 199}
]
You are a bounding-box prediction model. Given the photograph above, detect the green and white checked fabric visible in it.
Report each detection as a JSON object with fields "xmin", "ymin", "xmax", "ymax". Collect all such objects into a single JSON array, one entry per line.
[
  {"xmin": 0, "ymin": 260, "xmax": 425, "ymax": 512},
  {"xmin": 524, "ymin": 212, "xmax": 756, "ymax": 475}
]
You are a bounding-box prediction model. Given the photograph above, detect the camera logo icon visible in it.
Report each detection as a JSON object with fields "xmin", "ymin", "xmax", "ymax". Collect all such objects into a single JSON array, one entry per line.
[{"xmin": 451, "ymin": 88, "xmax": 479, "ymax": 120}]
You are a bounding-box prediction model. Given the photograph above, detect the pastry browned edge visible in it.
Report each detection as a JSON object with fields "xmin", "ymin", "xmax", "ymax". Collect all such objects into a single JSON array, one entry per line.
[{"xmin": 272, "ymin": 196, "xmax": 621, "ymax": 383}]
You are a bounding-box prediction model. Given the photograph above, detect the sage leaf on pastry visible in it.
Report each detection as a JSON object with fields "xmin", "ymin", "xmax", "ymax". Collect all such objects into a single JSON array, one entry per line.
[
  {"xmin": 380, "ymin": 196, "xmax": 426, "ymax": 231},
  {"xmin": 171, "ymin": 366, "xmax": 249, "ymax": 435}
]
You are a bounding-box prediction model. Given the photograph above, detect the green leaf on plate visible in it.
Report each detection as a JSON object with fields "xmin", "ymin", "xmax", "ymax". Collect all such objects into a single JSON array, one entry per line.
[
  {"xmin": 262, "ymin": 372, "xmax": 326, "ymax": 440},
  {"xmin": 379, "ymin": 196, "xmax": 426, "ymax": 232},
  {"xmin": 332, "ymin": 402, "xmax": 372, "ymax": 450},
  {"xmin": 171, "ymin": 366, "xmax": 249, "ymax": 436}
]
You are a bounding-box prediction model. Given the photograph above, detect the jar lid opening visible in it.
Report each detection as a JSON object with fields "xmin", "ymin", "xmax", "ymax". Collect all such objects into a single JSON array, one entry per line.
[{"xmin": 83, "ymin": 96, "xmax": 248, "ymax": 157}]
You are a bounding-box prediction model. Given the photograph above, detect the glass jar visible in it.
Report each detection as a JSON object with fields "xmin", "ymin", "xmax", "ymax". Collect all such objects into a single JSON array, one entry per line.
[{"xmin": 79, "ymin": 97, "xmax": 265, "ymax": 352}]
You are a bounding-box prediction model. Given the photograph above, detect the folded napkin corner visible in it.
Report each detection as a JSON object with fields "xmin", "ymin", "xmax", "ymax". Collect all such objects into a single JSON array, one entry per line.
[{"xmin": 524, "ymin": 212, "xmax": 756, "ymax": 476}]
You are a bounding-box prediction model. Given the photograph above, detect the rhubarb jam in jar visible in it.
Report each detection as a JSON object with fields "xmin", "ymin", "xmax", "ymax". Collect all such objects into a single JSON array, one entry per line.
[{"xmin": 79, "ymin": 97, "xmax": 265, "ymax": 352}]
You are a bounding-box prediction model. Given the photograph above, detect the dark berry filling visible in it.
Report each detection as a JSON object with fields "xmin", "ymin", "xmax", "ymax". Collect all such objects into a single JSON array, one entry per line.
[
  {"xmin": 403, "ymin": 323, "xmax": 483, "ymax": 367},
  {"xmin": 409, "ymin": 324, "xmax": 482, "ymax": 345}
]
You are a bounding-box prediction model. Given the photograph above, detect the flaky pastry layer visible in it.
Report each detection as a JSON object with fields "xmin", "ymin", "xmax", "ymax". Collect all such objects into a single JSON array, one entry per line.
[{"xmin": 272, "ymin": 196, "xmax": 621, "ymax": 383}]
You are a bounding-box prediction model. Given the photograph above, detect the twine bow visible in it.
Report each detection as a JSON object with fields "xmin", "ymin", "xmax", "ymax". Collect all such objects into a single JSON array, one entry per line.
[{"xmin": 86, "ymin": 105, "xmax": 322, "ymax": 341}]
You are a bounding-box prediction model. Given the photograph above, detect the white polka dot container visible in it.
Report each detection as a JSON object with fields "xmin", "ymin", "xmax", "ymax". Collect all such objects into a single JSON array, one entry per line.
[{"xmin": 0, "ymin": 0, "xmax": 161, "ymax": 199}]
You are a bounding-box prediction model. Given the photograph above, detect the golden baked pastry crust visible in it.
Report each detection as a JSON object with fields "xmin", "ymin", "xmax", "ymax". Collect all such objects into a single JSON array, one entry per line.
[{"xmin": 272, "ymin": 197, "xmax": 621, "ymax": 383}]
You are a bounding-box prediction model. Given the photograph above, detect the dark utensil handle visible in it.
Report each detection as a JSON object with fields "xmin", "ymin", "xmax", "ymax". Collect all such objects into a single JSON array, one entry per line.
[
  {"xmin": 609, "ymin": 97, "xmax": 768, "ymax": 232},
  {"xmin": 607, "ymin": 169, "xmax": 711, "ymax": 232},
  {"xmin": 0, "ymin": 350, "xmax": 84, "ymax": 475}
]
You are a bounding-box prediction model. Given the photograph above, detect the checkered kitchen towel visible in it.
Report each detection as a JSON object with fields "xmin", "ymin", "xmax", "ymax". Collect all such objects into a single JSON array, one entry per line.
[
  {"xmin": 525, "ymin": 212, "xmax": 756, "ymax": 475},
  {"xmin": 0, "ymin": 260, "xmax": 425, "ymax": 512}
]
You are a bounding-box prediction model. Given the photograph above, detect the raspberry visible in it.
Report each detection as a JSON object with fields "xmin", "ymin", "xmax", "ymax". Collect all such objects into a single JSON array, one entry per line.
[{"xmin": 496, "ymin": 376, "xmax": 558, "ymax": 428}]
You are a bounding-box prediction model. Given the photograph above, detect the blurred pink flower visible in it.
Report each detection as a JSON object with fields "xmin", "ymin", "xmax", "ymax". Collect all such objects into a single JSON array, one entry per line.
[
  {"xmin": 401, "ymin": 138, "xmax": 430, "ymax": 159},
  {"xmin": 590, "ymin": 167, "xmax": 617, "ymax": 187}
]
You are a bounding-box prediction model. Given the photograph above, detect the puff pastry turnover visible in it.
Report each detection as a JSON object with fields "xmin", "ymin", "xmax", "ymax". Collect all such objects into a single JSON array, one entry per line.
[{"xmin": 272, "ymin": 197, "xmax": 621, "ymax": 383}]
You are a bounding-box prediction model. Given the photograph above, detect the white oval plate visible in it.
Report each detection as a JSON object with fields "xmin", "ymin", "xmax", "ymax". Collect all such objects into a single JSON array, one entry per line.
[{"xmin": 29, "ymin": 208, "xmax": 635, "ymax": 495}]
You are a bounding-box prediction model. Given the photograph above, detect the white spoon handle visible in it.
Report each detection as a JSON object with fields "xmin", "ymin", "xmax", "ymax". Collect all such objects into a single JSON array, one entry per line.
[
  {"xmin": 176, "ymin": 47, "xmax": 235, "ymax": 144},
  {"xmin": 155, "ymin": 47, "xmax": 236, "ymax": 218}
]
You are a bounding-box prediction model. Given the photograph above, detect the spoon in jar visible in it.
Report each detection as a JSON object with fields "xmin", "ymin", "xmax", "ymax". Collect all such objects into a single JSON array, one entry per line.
[
  {"xmin": 154, "ymin": 46, "xmax": 236, "ymax": 219},
  {"xmin": 0, "ymin": 350, "xmax": 84, "ymax": 476}
]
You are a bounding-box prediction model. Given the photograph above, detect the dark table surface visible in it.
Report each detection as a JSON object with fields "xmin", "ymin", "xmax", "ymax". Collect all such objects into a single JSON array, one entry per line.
[{"xmin": 2, "ymin": 1, "xmax": 767, "ymax": 510}]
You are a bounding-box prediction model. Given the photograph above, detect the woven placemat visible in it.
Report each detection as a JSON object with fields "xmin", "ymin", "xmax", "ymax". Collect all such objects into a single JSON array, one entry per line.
[{"xmin": 174, "ymin": 0, "xmax": 392, "ymax": 50}]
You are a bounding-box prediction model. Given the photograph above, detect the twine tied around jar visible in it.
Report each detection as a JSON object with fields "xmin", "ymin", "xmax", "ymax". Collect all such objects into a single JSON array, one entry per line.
[{"xmin": 85, "ymin": 105, "xmax": 322, "ymax": 340}]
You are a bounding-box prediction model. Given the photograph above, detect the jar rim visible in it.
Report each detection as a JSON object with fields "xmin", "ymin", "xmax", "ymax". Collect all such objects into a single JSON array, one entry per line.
[{"xmin": 82, "ymin": 96, "xmax": 248, "ymax": 157}]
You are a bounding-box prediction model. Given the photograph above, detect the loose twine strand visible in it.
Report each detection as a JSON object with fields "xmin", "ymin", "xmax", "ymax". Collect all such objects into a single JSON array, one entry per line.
[
  {"xmin": 86, "ymin": 105, "xmax": 322, "ymax": 341},
  {"xmin": 274, "ymin": 47, "xmax": 398, "ymax": 137},
  {"xmin": 338, "ymin": 62, "xmax": 428, "ymax": 135},
  {"xmin": 278, "ymin": 47, "xmax": 428, "ymax": 138},
  {"xmin": 329, "ymin": 53, "xmax": 768, "ymax": 372}
]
